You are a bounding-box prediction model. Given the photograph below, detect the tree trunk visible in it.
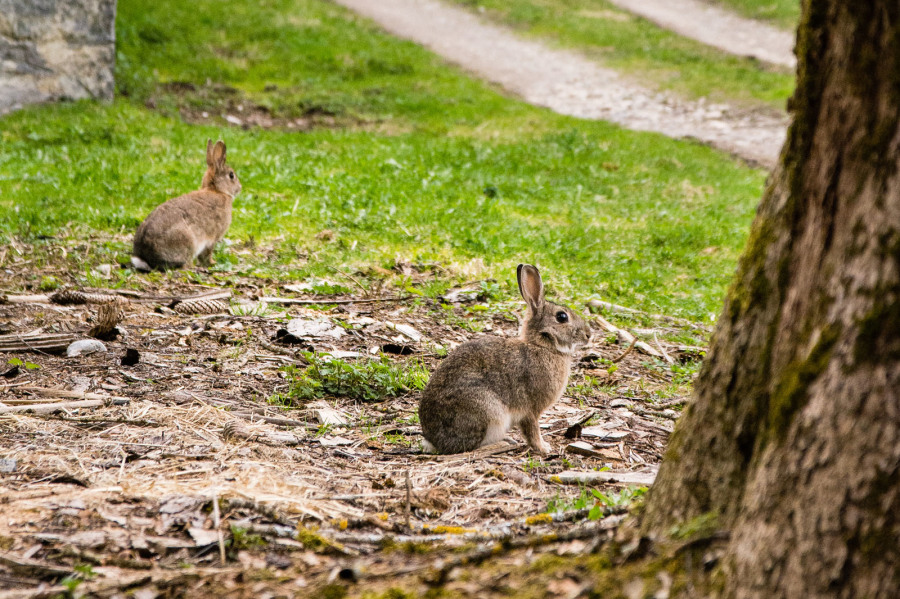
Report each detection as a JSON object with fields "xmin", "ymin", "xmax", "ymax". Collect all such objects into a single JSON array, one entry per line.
[{"xmin": 641, "ymin": 1, "xmax": 900, "ymax": 597}]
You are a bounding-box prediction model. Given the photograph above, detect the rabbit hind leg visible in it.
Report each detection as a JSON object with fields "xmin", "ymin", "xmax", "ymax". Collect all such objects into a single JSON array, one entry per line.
[
  {"xmin": 479, "ymin": 403, "xmax": 513, "ymax": 448},
  {"xmin": 196, "ymin": 245, "xmax": 215, "ymax": 266}
]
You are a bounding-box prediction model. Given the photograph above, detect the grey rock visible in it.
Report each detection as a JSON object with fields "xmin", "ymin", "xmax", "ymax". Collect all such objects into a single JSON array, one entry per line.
[
  {"xmin": 0, "ymin": 0, "xmax": 116, "ymax": 115},
  {"xmin": 66, "ymin": 338, "xmax": 107, "ymax": 357},
  {"xmin": 285, "ymin": 318, "xmax": 345, "ymax": 340}
]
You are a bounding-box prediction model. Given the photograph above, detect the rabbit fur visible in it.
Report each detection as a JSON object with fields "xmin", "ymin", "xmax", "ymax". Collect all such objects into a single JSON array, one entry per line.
[
  {"xmin": 131, "ymin": 139, "xmax": 241, "ymax": 271},
  {"xmin": 419, "ymin": 264, "xmax": 591, "ymax": 455}
]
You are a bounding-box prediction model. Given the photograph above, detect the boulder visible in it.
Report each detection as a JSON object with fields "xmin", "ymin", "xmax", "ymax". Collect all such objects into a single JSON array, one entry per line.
[{"xmin": 0, "ymin": 0, "xmax": 116, "ymax": 114}]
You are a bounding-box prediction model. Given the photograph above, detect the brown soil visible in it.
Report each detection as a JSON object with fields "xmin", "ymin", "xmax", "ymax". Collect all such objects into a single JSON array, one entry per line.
[
  {"xmin": 146, "ymin": 82, "xmax": 376, "ymax": 133},
  {"xmin": 0, "ymin": 239, "xmax": 692, "ymax": 597}
]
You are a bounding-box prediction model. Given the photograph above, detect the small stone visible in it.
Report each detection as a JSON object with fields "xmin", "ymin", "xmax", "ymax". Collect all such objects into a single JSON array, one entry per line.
[
  {"xmin": 66, "ymin": 339, "xmax": 107, "ymax": 357},
  {"xmin": 94, "ymin": 264, "xmax": 113, "ymax": 277},
  {"xmin": 0, "ymin": 459, "xmax": 17, "ymax": 473}
]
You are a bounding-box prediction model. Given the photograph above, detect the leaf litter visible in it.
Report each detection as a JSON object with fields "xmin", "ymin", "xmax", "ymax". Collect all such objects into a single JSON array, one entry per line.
[{"xmin": 0, "ymin": 242, "xmax": 698, "ymax": 597}]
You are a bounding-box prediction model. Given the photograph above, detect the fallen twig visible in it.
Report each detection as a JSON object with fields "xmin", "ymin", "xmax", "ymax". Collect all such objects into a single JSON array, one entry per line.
[
  {"xmin": 0, "ymin": 551, "xmax": 71, "ymax": 579},
  {"xmin": 18, "ymin": 387, "xmax": 131, "ymax": 402},
  {"xmin": 221, "ymin": 419, "xmax": 303, "ymax": 446},
  {"xmin": 430, "ymin": 440, "xmax": 521, "ymax": 462},
  {"xmin": 32, "ymin": 414, "xmax": 161, "ymax": 427},
  {"xmin": 0, "ymin": 397, "xmax": 130, "ymax": 415},
  {"xmin": 213, "ymin": 492, "xmax": 226, "ymax": 566},
  {"xmin": 408, "ymin": 517, "xmax": 622, "ymax": 584},
  {"xmin": 653, "ymin": 331, "xmax": 673, "ymax": 364},
  {"xmin": 260, "ymin": 296, "xmax": 407, "ymax": 305},
  {"xmin": 170, "ymin": 289, "xmax": 232, "ymax": 303},
  {"xmin": 231, "ymin": 411, "xmax": 320, "ymax": 431},
  {"xmin": 327, "ymin": 507, "xmax": 629, "ymax": 547},
  {"xmin": 405, "ymin": 469, "xmax": 412, "ymax": 532},
  {"xmin": 611, "ymin": 337, "xmax": 638, "ymax": 363},
  {"xmin": 630, "ymin": 406, "xmax": 680, "ymax": 421},
  {"xmin": 0, "ymin": 294, "xmax": 53, "ymax": 304},
  {"xmin": 588, "ymin": 299, "xmax": 711, "ymax": 331},
  {"xmin": 595, "ymin": 316, "xmax": 673, "ymax": 362},
  {"xmin": 0, "ymin": 332, "xmax": 81, "ymax": 353}
]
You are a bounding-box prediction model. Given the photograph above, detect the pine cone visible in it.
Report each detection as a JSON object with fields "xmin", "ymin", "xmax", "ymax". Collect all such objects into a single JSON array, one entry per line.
[
  {"xmin": 88, "ymin": 300, "xmax": 126, "ymax": 339},
  {"xmin": 222, "ymin": 420, "xmax": 251, "ymax": 441},
  {"xmin": 51, "ymin": 289, "xmax": 122, "ymax": 305},
  {"xmin": 172, "ymin": 298, "xmax": 230, "ymax": 314}
]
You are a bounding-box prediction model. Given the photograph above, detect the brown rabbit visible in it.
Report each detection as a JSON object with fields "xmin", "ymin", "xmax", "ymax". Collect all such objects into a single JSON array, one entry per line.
[
  {"xmin": 419, "ymin": 264, "xmax": 591, "ymax": 455},
  {"xmin": 131, "ymin": 139, "xmax": 241, "ymax": 271}
]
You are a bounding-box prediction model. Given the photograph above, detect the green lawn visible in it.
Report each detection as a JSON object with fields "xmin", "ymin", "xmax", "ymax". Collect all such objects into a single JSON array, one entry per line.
[
  {"xmin": 713, "ymin": 0, "xmax": 800, "ymax": 30},
  {"xmin": 450, "ymin": 0, "xmax": 795, "ymax": 110},
  {"xmin": 0, "ymin": 0, "xmax": 767, "ymax": 323}
]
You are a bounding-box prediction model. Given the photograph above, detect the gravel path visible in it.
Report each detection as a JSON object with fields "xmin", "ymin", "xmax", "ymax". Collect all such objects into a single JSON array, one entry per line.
[
  {"xmin": 333, "ymin": 0, "xmax": 787, "ymax": 167},
  {"xmin": 607, "ymin": 0, "xmax": 796, "ymax": 68}
]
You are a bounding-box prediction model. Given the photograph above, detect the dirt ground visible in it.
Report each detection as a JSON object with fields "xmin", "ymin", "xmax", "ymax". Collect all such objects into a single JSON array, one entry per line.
[{"xmin": 0, "ymin": 240, "xmax": 697, "ymax": 598}]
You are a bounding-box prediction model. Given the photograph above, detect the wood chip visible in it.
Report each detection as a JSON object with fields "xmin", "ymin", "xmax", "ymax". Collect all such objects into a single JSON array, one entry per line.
[
  {"xmin": 319, "ymin": 436, "xmax": 353, "ymax": 447},
  {"xmin": 549, "ymin": 469, "xmax": 657, "ymax": 486},
  {"xmin": 581, "ymin": 426, "xmax": 630, "ymax": 441},
  {"xmin": 312, "ymin": 403, "xmax": 349, "ymax": 426},
  {"xmin": 565, "ymin": 441, "xmax": 617, "ymax": 459},
  {"xmin": 385, "ymin": 321, "xmax": 422, "ymax": 342}
]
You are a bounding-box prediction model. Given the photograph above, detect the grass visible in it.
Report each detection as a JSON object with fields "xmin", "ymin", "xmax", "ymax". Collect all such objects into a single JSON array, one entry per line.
[
  {"xmin": 274, "ymin": 354, "xmax": 430, "ymax": 404},
  {"xmin": 712, "ymin": 0, "xmax": 800, "ymax": 30},
  {"xmin": 450, "ymin": 0, "xmax": 795, "ymax": 110},
  {"xmin": 0, "ymin": 0, "xmax": 768, "ymax": 322},
  {"xmin": 546, "ymin": 485, "xmax": 648, "ymax": 520}
]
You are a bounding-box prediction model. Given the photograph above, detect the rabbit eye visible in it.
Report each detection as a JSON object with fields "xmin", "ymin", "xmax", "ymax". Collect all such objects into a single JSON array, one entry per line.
[
  {"xmin": 555, "ymin": 311, "xmax": 568, "ymax": 323},
  {"xmin": 228, "ymin": 172, "xmax": 235, "ymax": 180}
]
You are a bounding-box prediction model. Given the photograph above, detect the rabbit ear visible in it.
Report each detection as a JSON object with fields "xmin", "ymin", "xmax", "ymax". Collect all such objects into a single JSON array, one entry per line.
[
  {"xmin": 210, "ymin": 140, "xmax": 227, "ymax": 169},
  {"xmin": 517, "ymin": 264, "xmax": 544, "ymax": 311},
  {"xmin": 206, "ymin": 139, "xmax": 215, "ymax": 168}
]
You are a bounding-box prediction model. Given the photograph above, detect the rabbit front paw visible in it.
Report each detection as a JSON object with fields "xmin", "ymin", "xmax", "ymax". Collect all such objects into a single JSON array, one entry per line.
[{"xmin": 530, "ymin": 438, "xmax": 552, "ymax": 455}]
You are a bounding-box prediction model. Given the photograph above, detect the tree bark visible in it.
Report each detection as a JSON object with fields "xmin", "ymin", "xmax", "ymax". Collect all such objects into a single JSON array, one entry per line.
[{"xmin": 641, "ymin": 1, "xmax": 900, "ymax": 597}]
